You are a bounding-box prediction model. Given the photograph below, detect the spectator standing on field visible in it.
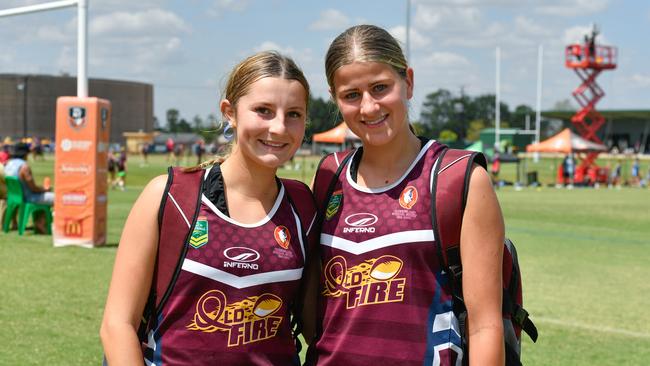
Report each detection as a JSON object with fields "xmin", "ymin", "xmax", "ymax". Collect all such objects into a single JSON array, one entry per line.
[
  {"xmin": 631, "ymin": 157, "xmax": 640, "ymax": 187},
  {"xmin": 115, "ymin": 150, "xmax": 127, "ymax": 191}
]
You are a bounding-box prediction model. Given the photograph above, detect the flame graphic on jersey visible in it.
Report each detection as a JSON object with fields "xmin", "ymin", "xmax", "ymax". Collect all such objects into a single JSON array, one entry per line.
[
  {"xmin": 274, "ymin": 226, "xmax": 291, "ymax": 249},
  {"xmin": 323, "ymin": 255, "xmax": 406, "ymax": 309},
  {"xmin": 399, "ymin": 186, "xmax": 418, "ymax": 209},
  {"xmin": 188, "ymin": 290, "xmax": 283, "ymax": 347}
]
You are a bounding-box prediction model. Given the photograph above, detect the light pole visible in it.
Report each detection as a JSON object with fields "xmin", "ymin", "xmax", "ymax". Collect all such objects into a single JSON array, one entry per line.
[
  {"xmin": 406, "ymin": 0, "xmax": 411, "ymax": 62},
  {"xmin": 17, "ymin": 78, "xmax": 28, "ymax": 138},
  {"xmin": 454, "ymin": 101, "xmax": 465, "ymax": 142}
]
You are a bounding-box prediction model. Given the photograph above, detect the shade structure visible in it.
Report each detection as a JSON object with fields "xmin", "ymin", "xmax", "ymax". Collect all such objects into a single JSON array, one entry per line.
[
  {"xmin": 465, "ymin": 140, "xmax": 483, "ymax": 152},
  {"xmin": 526, "ymin": 128, "xmax": 607, "ymax": 153},
  {"xmin": 312, "ymin": 122, "xmax": 360, "ymax": 144}
]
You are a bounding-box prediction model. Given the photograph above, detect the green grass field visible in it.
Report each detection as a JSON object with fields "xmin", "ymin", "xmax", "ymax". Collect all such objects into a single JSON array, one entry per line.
[{"xmin": 1, "ymin": 153, "xmax": 648, "ymax": 365}]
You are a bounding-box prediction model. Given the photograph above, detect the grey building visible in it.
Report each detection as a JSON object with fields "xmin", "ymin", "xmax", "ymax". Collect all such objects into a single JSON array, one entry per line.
[{"xmin": 0, "ymin": 74, "xmax": 153, "ymax": 143}]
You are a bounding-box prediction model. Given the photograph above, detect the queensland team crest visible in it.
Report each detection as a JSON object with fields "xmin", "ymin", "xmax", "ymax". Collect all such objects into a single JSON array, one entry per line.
[
  {"xmin": 325, "ymin": 190, "xmax": 343, "ymax": 220},
  {"xmin": 399, "ymin": 186, "xmax": 418, "ymax": 209},
  {"xmin": 274, "ymin": 226, "xmax": 291, "ymax": 249},
  {"xmin": 189, "ymin": 216, "xmax": 208, "ymax": 249},
  {"xmin": 68, "ymin": 107, "xmax": 86, "ymax": 129}
]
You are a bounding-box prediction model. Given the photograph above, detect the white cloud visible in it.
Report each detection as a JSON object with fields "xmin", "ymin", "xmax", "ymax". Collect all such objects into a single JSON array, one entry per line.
[
  {"xmin": 412, "ymin": 5, "xmax": 442, "ymax": 31},
  {"xmin": 33, "ymin": 23, "xmax": 72, "ymax": 42},
  {"xmin": 414, "ymin": 4, "xmax": 483, "ymax": 31},
  {"xmin": 56, "ymin": 45, "xmax": 74, "ymax": 74},
  {"xmin": 563, "ymin": 24, "xmax": 609, "ymax": 45},
  {"xmin": 514, "ymin": 16, "xmax": 551, "ymax": 36},
  {"xmin": 413, "ymin": 0, "xmax": 520, "ymax": 5},
  {"xmin": 207, "ymin": 0, "xmax": 249, "ymax": 16},
  {"xmin": 630, "ymin": 73, "xmax": 650, "ymax": 88},
  {"xmin": 90, "ymin": 9, "xmax": 189, "ymax": 37},
  {"xmin": 0, "ymin": 48, "xmax": 14, "ymax": 64},
  {"xmin": 252, "ymin": 41, "xmax": 315, "ymax": 66},
  {"xmin": 390, "ymin": 26, "xmax": 431, "ymax": 49},
  {"xmin": 309, "ymin": 9, "xmax": 350, "ymax": 31},
  {"xmin": 423, "ymin": 51, "xmax": 470, "ymax": 66},
  {"xmin": 90, "ymin": 36, "xmax": 184, "ymax": 76},
  {"xmin": 2, "ymin": 0, "xmax": 44, "ymax": 7},
  {"xmin": 536, "ymin": 0, "xmax": 609, "ymax": 17}
]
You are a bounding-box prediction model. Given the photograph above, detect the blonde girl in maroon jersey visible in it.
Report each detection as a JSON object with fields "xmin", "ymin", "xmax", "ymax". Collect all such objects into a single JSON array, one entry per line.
[
  {"xmin": 306, "ymin": 25, "xmax": 504, "ymax": 365},
  {"xmin": 101, "ymin": 51, "xmax": 316, "ymax": 365}
]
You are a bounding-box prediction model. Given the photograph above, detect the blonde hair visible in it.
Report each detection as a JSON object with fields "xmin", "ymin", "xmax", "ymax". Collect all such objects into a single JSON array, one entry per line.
[
  {"xmin": 188, "ymin": 51, "xmax": 310, "ymax": 171},
  {"xmin": 325, "ymin": 24, "xmax": 408, "ymax": 94}
]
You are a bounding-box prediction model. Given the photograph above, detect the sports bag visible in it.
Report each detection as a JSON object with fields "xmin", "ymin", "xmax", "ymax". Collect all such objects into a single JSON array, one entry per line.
[
  {"xmin": 312, "ymin": 146, "xmax": 538, "ymax": 365},
  {"xmin": 432, "ymin": 148, "xmax": 538, "ymax": 365}
]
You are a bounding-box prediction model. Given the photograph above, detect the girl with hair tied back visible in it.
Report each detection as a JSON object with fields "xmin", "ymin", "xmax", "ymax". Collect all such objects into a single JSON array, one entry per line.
[
  {"xmin": 101, "ymin": 51, "xmax": 318, "ymax": 365},
  {"xmin": 306, "ymin": 25, "xmax": 505, "ymax": 365}
]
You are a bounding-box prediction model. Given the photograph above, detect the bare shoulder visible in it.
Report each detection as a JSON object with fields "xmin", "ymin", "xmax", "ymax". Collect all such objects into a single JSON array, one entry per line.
[
  {"xmin": 139, "ymin": 174, "xmax": 168, "ymax": 202},
  {"xmin": 463, "ymin": 163, "xmax": 504, "ymax": 237},
  {"xmin": 467, "ymin": 163, "xmax": 494, "ymax": 196}
]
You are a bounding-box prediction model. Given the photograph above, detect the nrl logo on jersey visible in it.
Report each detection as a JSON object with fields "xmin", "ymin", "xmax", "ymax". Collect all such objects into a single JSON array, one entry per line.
[
  {"xmin": 189, "ymin": 216, "xmax": 208, "ymax": 249},
  {"xmin": 325, "ymin": 190, "xmax": 343, "ymax": 220}
]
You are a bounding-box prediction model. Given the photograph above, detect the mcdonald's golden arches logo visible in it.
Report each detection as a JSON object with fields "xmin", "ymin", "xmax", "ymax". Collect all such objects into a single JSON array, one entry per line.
[{"xmin": 63, "ymin": 218, "xmax": 83, "ymax": 237}]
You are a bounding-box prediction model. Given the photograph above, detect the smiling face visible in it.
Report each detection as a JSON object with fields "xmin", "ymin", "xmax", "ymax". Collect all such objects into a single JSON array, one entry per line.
[
  {"xmin": 223, "ymin": 76, "xmax": 307, "ymax": 170},
  {"xmin": 332, "ymin": 61, "xmax": 413, "ymax": 148}
]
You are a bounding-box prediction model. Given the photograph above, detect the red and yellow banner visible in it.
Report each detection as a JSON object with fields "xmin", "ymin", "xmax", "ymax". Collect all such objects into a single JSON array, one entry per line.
[{"xmin": 53, "ymin": 97, "xmax": 111, "ymax": 247}]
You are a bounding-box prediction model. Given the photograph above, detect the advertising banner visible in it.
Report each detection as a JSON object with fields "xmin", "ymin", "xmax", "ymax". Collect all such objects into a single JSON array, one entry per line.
[{"xmin": 53, "ymin": 97, "xmax": 111, "ymax": 247}]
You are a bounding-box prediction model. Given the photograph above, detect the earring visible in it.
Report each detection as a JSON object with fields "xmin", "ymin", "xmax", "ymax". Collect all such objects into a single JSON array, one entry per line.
[{"xmin": 223, "ymin": 120, "xmax": 234, "ymax": 141}]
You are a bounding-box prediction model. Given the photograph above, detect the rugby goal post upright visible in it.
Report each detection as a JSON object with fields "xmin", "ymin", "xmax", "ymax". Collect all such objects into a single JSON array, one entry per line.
[
  {"xmin": 0, "ymin": 0, "xmax": 87, "ymax": 97},
  {"xmin": 2, "ymin": 0, "xmax": 111, "ymax": 247}
]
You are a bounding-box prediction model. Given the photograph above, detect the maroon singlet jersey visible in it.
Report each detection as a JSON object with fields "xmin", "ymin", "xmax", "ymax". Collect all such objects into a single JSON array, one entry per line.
[
  {"xmin": 145, "ymin": 168, "xmax": 313, "ymax": 366},
  {"xmin": 310, "ymin": 140, "xmax": 465, "ymax": 366}
]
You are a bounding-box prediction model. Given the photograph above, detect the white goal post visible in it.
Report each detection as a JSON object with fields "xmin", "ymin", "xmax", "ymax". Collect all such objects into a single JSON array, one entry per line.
[{"xmin": 0, "ymin": 0, "xmax": 88, "ymax": 98}]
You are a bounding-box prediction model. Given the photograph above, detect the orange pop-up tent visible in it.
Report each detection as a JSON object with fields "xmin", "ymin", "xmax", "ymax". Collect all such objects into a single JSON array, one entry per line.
[
  {"xmin": 312, "ymin": 122, "xmax": 360, "ymax": 144},
  {"xmin": 526, "ymin": 128, "xmax": 607, "ymax": 153}
]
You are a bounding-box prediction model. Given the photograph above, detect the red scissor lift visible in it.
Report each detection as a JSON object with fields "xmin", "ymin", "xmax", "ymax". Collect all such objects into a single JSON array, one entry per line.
[{"xmin": 564, "ymin": 35, "xmax": 617, "ymax": 184}]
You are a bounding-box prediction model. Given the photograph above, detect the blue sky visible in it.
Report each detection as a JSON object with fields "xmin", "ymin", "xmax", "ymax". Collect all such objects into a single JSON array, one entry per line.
[{"xmin": 1, "ymin": 0, "xmax": 649, "ymax": 126}]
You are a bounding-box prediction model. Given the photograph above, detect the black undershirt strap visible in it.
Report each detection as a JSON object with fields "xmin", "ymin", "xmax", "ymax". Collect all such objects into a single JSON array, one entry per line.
[{"xmin": 204, "ymin": 164, "xmax": 282, "ymax": 217}]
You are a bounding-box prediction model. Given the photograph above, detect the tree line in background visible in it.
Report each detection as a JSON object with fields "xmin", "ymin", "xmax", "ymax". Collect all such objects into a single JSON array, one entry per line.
[{"xmin": 156, "ymin": 89, "xmax": 574, "ymax": 144}]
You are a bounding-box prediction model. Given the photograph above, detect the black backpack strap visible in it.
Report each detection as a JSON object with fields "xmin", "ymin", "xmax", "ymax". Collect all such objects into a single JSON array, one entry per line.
[
  {"xmin": 305, "ymin": 150, "xmax": 354, "ymax": 365},
  {"xmin": 312, "ymin": 150, "xmax": 355, "ymax": 214},
  {"xmin": 281, "ymin": 178, "xmax": 318, "ymax": 353},
  {"xmin": 139, "ymin": 167, "xmax": 205, "ymax": 342}
]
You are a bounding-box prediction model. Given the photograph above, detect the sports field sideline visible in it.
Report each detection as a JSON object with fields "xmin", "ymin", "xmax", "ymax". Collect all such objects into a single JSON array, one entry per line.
[{"xmin": 0, "ymin": 153, "xmax": 648, "ymax": 365}]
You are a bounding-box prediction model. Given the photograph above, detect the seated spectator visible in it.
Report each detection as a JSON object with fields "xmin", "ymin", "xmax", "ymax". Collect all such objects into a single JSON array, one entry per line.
[
  {"xmin": 4, "ymin": 143, "xmax": 53, "ymax": 233},
  {"xmin": 0, "ymin": 144, "xmax": 9, "ymax": 165}
]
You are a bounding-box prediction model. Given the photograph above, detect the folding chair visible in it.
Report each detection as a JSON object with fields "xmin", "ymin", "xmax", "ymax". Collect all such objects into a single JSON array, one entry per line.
[{"xmin": 2, "ymin": 176, "xmax": 52, "ymax": 235}]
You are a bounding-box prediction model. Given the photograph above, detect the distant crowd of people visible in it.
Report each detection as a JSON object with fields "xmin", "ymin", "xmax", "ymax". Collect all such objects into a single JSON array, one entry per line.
[{"xmin": 557, "ymin": 153, "xmax": 650, "ymax": 188}]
